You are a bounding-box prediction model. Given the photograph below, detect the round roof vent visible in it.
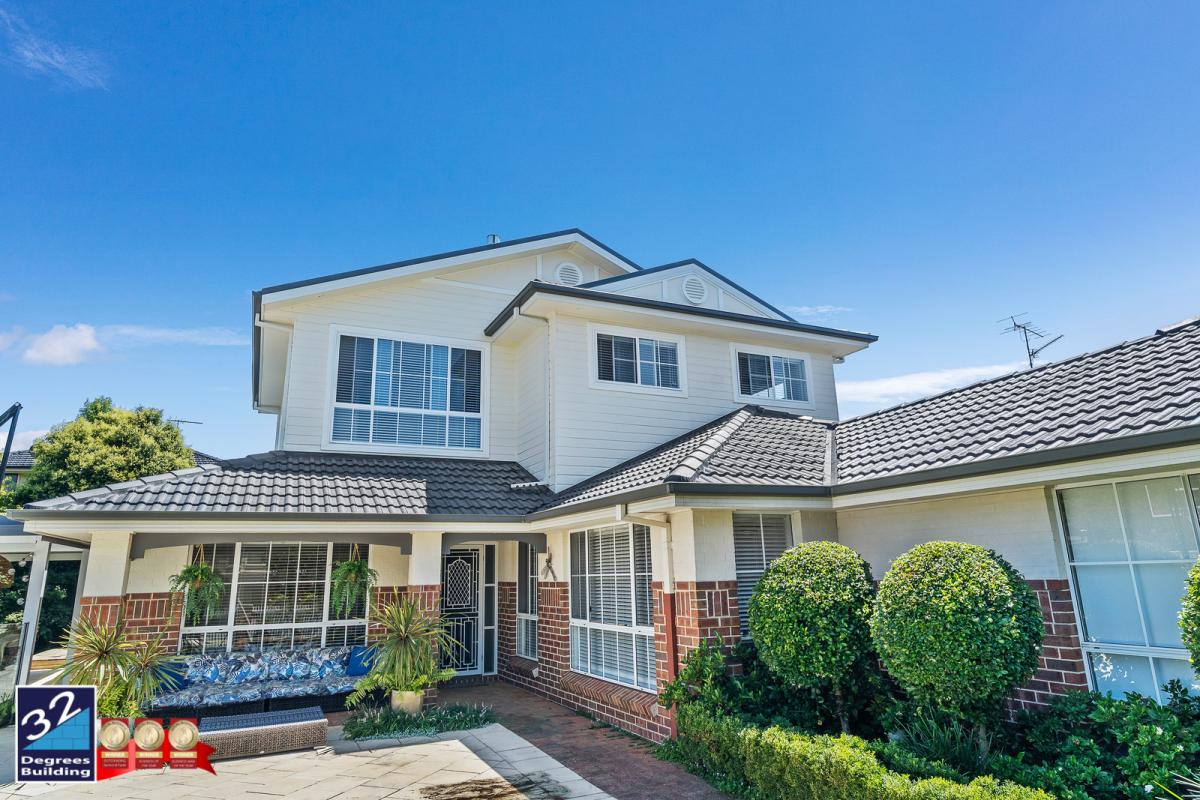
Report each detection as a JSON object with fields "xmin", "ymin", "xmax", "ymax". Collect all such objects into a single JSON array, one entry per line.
[
  {"xmin": 555, "ymin": 262, "xmax": 584, "ymax": 287},
  {"xmin": 682, "ymin": 275, "xmax": 708, "ymax": 304}
]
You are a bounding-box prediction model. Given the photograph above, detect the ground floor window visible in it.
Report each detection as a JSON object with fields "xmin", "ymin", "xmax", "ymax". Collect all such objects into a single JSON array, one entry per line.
[
  {"xmin": 178, "ymin": 542, "xmax": 371, "ymax": 654},
  {"xmin": 516, "ymin": 542, "xmax": 538, "ymax": 660},
  {"xmin": 732, "ymin": 513, "xmax": 793, "ymax": 637},
  {"xmin": 1059, "ymin": 474, "xmax": 1200, "ymax": 701},
  {"xmin": 569, "ymin": 523, "xmax": 655, "ymax": 691}
]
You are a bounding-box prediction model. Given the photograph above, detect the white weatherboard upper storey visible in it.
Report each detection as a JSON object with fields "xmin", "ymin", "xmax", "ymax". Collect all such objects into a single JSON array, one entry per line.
[{"xmin": 256, "ymin": 235, "xmax": 869, "ymax": 489}]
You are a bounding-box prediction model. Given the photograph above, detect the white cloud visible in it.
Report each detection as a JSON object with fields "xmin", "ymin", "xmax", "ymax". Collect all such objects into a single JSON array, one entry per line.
[
  {"xmin": 11, "ymin": 429, "xmax": 49, "ymax": 450},
  {"xmin": 101, "ymin": 325, "xmax": 250, "ymax": 347},
  {"xmin": 22, "ymin": 323, "xmax": 102, "ymax": 365},
  {"xmin": 0, "ymin": 6, "xmax": 109, "ymax": 89},
  {"xmin": 785, "ymin": 305, "xmax": 853, "ymax": 317},
  {"xmin": 10, "ymin": 323, "xmax": 249, "ymax": 365},
  {"xmin": 839, "ymin": 362, "xmax": 1023, "ymax": 409}
]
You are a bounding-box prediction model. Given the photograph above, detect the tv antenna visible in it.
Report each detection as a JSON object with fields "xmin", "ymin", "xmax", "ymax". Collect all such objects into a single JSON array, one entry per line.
[
  {"xmin": 1000, "ymin": 314, "xmax": 1062, "ymax": 369},
  {"xmin": 167, "ymin": 418, "xmax": 203, "ymax": 426}
]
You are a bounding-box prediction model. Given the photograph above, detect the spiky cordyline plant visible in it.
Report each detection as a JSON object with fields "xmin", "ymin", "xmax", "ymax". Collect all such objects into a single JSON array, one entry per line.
[
  {"xmin": 56, "ymin": 618, "xmax": 185, "ymax": 714},
  {"xmin": 1159, "ymin": 767, "xmax": 1200, "ymax": 800},
  {"xmin": 125, "ymin": 632, "xmax": 185, "ymax": 709},
  {"xmin": 345, "ymin": 598, "xmax": 457, "ymax": 707},
  {"xmin": 330, "ymin": 547, "xmax": 378, "ymax": 618}
]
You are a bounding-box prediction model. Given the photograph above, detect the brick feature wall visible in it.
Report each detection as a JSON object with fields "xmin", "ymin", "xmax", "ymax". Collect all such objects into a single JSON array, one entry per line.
[
  {"xmin": 672, "ymin": 580, "xmax": 740, "ymax": 663},
  {"xmin": 1013, "ymin": 579, "xmax": 1089, "ymax": 710},
  {"xmin": 497, "ymin": 582, "xmax": 518, "ymax": 674},
  {"xmin": 497, "ymin": 580, "xmax": 674, "ymax": 742},
  {"xmin": 123, "ymin": 592, "xmax": 184, "ymax": 647},
  {"xmin": 367, "ymin": 585, "xmax": 405, "ymax": 642},
  {"xmin": 406, "ymin": 584, "xmax": 442, "ymax": 615},
  {"xmin": 79, "ymin": 596, "xmax": 123, "ymax": 626}
]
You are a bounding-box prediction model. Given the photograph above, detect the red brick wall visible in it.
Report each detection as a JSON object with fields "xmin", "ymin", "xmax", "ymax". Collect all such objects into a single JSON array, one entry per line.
[
  {"xmin": 1013, "ymin": 578, "xmax": 1089, "ymax": 710},
  {"xmin": 406, "ymin": 584, "xmax": 441, "ymax": 614},
  {"xmin": 367, "ymin": 585, "xmax": 405, "ymax": 641},
  {"xmin": 497, "ymin": 581, "xmax": 517, "ymax": 673},
  {"xmin": 673, "ymin": 580, "xmax": 739, "ymax": 663},
  {"xmin": 122, "ymin": 592, "xmax": 184, "ymax": 647},
  {"xmin": 79, "ymin": 596, "xmax": 122, "ymax": 626}
]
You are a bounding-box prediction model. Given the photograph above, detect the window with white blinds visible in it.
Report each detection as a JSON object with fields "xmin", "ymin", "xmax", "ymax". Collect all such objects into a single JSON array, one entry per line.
[
  {"xmin": 596, "ymin": 333, "xmax": 680, "ymax": 389},
  {"xmin": 178, "ymin": 542, "xmax": 371, "ymax": 654},
  {"xmin": 733, "ymin": 514, "xmax": 793, "ymax": 637},
  {"xmin": 331, "ymin": 333, "xmax": 484, "ymax": 450},
  {"xmin": 516, "ymin": 542, "xmax": 538, "ymax": 660},
  {"xmin": 569, "ymin": 524, "xmax": 656, "ymax": 691},
  {"xmin": 736, "ymin": 350, "xmax": 809, "ymax": 403}
]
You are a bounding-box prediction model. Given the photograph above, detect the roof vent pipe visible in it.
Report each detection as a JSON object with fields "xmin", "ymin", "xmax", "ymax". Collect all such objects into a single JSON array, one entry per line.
[{"xmin": 486, "ymin": 233, "xmax": 500, "ymax": 245}]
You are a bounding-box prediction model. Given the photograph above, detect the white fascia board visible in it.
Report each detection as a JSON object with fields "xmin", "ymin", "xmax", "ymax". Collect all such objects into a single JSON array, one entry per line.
[
  {"xmin": 525, "ymin": 504, "xmax": 626, "ymax": 532},
  {"xmin": 830, "ymin": 442, "xmax": 1200, "ymax": 511},
  {"xmin": 260, "ymin": 233, "xmax": 637, "ymax": 306},
  {"xmin": 665, "ymin": 494, "xmax": 833, "ymax": 512},
  {"xmin": 16, "ymin": 518, "xmax": 536, "ymax": 536},
  {"xmin": 505, "ymin": 293, "xmax": 871, "ymax": 356}
]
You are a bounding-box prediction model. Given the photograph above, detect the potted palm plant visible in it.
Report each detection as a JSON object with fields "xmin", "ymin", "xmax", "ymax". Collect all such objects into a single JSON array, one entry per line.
[{"xmin": 345, "ymin": 598, "xmax": 456, "ymax": 715}]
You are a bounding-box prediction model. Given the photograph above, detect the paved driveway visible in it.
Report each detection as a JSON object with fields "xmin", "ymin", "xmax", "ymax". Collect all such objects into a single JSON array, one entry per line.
[{"xmin": 0, "ymin": 724, "xmax": 613, "ymax": 800}]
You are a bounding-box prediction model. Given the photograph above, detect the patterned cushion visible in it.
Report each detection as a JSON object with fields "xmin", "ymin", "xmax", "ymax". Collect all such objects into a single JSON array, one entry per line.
[{"xmin": 152, "ymin": 645, "xmax": 356, "ymax": 709}]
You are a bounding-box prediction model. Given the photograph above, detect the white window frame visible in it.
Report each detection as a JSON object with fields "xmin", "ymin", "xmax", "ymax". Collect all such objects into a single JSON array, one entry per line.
[
  {"xmin": 177, "ymin": 541, "xmax": 372, "ymax": 654},
  {"xmin": 587, "ymin": 323, "xmax": 688, "ymax": 397},
  {"xmin": 1053, "ymin": 469, "xmax": 1200, "ymax": 702},
  {"xmin": 730, "ymin": 343, "xmax": 814, "ymax": 408},
  {"xmin": 516, "ymin": 542, "xmax": 538, "ymax": 661},
  {"xmin": 567, "ymin": 523, "xmax": 657, "ymax": 693},
  {"xmin": 323, "ymin": 324, "xmax": 491, "ymax": 457}
]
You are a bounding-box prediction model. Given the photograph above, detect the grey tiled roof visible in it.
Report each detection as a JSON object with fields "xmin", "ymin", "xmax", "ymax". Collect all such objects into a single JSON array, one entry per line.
[
  {"xmin": 25, "ymin": 451, "xmax": 551, "ymax": 516},
  {"xmin": 833, "ymin": 317, "xmax": 1200, "ymax": 484},
  {"xmin": 542, "ymin": 407, "xmax": 830, "ymax": 511}
]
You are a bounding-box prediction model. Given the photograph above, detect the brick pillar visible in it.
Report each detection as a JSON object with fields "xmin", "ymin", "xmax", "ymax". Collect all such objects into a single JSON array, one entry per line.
[
  {"xmin": 405, "ymin": 584, "xmax": 442, "ymax": 615},
  {"xmin": 1013, "ymin": 579, "xmax": 1089, "ymax": 711},
  {"xmin": 79, "ymin": 596, "xmax": 123, "ymax": 626},
  {"xmin": 672, "ymin": 580, "xmax": 740, "ymax": 663},
  {"xmin": 122, "ymin": 592, "xmax": 184, "ymax": 648},
  {"xmin": 366, "ymin": 585, "xmax": 405, "ymax": 641},
  {"xmin": 534, "ymin": 582, "xmax": 570, "ymax": 685},
  {"xmin": 497, "ymin": 581, "xmax": 517, "ymax": 673}
]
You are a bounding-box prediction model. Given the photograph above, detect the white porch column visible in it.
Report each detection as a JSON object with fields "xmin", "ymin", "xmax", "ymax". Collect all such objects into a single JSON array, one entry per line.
[
  {"xmin": 15, "ymin": 539, "xmax": 50, "ymax": 686},
  {"xmin": 78, "ymin": 531, "xmax": 133, "ymax": 627},
  {"xmin": 406, "ymin": 532, "xmax": 443, "ymax": 613}
]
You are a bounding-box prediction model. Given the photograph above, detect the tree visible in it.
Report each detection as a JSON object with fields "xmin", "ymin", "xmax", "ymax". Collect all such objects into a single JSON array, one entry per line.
[
  {"xmin": 13, "ymin": 397, "xmax": 194, "ymax": 505},
  {"xmin": 748, "ymin": 540, "xmax": 877, "ymax": 733},
  {"xmin": 870, "ymin": 541, "xmax": 1043, "ymax": 743}
]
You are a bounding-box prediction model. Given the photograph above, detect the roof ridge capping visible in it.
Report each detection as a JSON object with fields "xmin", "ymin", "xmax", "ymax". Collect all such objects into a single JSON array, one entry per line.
[
  {"xmin": 667, "ymin": 407, "xmax": 757, "ymax": 482},
  {"xmin": 837, "ymin": 314, "xmax": 1200, "ymax": 428}
]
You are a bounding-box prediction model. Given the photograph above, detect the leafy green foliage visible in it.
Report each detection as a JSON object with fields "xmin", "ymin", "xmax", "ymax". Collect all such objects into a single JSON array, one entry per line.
[
  {"xmin": 0, "ymin": 692, "xmax": 12, "ymax": 728},
  {"xmin": 870, "ymin": 541, "xmax": 1043, "ymax": 726},
  {"xmin": 0, "ymin": 558, "xmax": 78, "ymax": 650},
  {"xmin": 12, "ymin": 397, "xmax": 194, "ymax": 505},
  {"xmin": 330, "ymin": 556, "xmax": 377, "ymax": 618},
  {"xmin": 1181, "ymin": 561, "xmax": 1200, "ymax": 672},
  {"xmin": 987, "ymin": 683, "xmax": 1200, "ymax": 800},
  {"xmin": 168, "ymin": 561, "xmax": 226, "ymax": 626},
  {"xmin": 343, "ymin": 703, "xmax": 494, "ymax": 741},
  {"xmin": 892, "ymin": 709, "xmax": 993, "ymax": 776},
  {"xmin": 346, "ymin": 598, "xmax": 458, "ymax": 707},
  {"xmin": 748, "ymin": 541, "xmax": 877, "ymax": 732},
  {"xmin": 662, "ymin": 702, "xmax": 1054, "ymax": 800}
]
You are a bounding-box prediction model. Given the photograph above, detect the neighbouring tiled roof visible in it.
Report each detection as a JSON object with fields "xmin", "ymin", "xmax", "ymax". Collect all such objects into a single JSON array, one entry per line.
[
  {"xmin": 24, "ymin": 451, "xmax": 551, "ymax": 516},
  {"xmin": 834, "ymin": 317, "xmax": 1200, "ymax": 484},
  {"xmin": 541, "ymin": 407, "xmax": 830, "ymax": 511},
  {"xmin": 6, "ymin": 448, "xmax": 219, "ymax": 470}
]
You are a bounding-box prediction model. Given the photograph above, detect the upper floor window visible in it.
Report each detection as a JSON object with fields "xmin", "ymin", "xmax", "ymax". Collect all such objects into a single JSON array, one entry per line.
[
  {"xmin": 331, "ymin": 333, "xmax": 483, "ymax": 450},
  {"xmin": 590, "ymin": 325, "xmax": 686, "ymax": 395},
  {"xmin": 735, "ymin": 348, "xmax": 809, "ymax": 403}
]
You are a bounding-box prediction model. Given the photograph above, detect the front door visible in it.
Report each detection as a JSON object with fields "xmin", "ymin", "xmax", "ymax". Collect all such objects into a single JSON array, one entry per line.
[{"xmin": 440, "ymin": 548, "xmax": 482, "ymax": 674}]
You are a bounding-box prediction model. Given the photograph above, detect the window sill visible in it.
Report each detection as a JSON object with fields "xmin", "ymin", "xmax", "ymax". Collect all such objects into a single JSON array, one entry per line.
[
  {"xmin": 562, "ymin": 670, "xmax": 660, "ymax": 718},
  {"xmin": 507, "ymin": 655, "xmax": 538, "ymax": 677}
]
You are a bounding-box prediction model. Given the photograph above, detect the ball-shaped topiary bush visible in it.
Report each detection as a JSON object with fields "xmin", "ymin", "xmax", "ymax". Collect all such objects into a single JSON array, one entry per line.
[
  {"xmin": 1181, "ymin": 560, "xmax": 1200, "ymax": 670},
  {"xmin": 870, "ymin": 541, "xmax": 1043, "ymax": 725},
  {"xmin": 748, "ymin": 540, "xmax": 876, "ymax": 731}
]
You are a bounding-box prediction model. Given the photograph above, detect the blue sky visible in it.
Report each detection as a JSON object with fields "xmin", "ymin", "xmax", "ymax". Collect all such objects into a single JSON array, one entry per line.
[{"xmin": 2, "ymin": 1, "xmax": 1198, "ymax": 457}]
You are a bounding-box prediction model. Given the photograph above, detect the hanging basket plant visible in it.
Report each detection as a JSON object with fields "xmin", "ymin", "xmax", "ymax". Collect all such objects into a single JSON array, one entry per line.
[
  {"xmin": 168, "ymin": 549, "xmax": 226, "ymax": 626},
  {"xmin": 331, "ymin": 545, "xmax": 378, "ymax": 618}
]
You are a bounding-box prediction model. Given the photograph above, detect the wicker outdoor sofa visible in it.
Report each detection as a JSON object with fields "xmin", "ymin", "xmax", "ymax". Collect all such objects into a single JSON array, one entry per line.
[{"xmin": 149, "ymin": 645, "xmax": 367, "ymax": 718}]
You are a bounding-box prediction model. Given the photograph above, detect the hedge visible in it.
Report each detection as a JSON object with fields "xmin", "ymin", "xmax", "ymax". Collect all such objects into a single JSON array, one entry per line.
[
  {"xmin": 1181, "ymin": 560, "xmax": 1200, "ymax": 668},
  {"xmin": 671, "ymin": 704, "xmax": 1054, "ymax": 800}
]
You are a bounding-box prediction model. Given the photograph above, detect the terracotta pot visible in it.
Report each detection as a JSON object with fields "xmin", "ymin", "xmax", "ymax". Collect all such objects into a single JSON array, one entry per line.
[{"xmin": 390, "ymin": 690, "xmax": 423, "ymax": 715}]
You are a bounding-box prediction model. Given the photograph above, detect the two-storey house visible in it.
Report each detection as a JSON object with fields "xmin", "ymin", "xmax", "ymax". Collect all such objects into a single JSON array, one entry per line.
[{"xmin": 11, "ymin": 230, "xmax": 1200, "ymax": 740}]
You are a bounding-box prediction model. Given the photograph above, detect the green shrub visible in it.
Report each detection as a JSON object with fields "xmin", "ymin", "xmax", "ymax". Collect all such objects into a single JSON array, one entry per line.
[
  {"xmin": 1182, "ymin": 561, "xmax": 1200, "ymax": 671},
  {"xmin": 343, "ymin": 703, "xmax": 494, "ymax": 740},
  {"xmin": 989, "ymin": 684, "xmax": 1200, "ymax": 800},
  {"xmin": 870, "ymin": 541, "xmax": 1043, "ymax": 726},
  {"xmin": 666, "ymin": 704, "xmax": 1053, "ymax": 800},
  {"xmin": 749, "ymin": 541, "xmax": 877, "ymax": 733}
]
